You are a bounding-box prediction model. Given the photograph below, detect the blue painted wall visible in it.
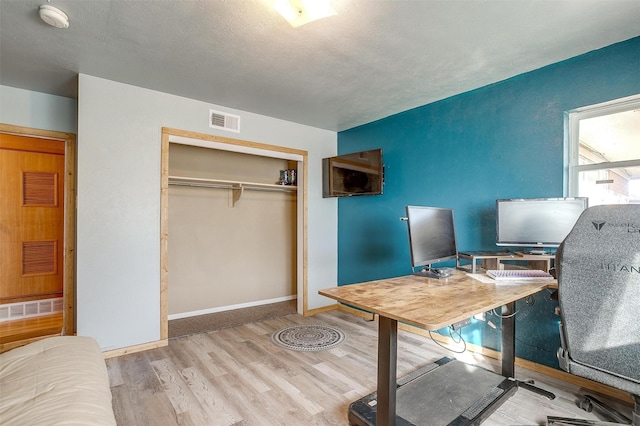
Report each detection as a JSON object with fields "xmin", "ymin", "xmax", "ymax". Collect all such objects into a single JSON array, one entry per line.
[{"xmin": 336, "ymin": 36, "xmax": 640, "ymax": 368}]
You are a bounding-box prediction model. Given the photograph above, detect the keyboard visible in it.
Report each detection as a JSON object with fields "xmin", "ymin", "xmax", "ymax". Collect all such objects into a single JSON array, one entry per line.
[{"xmin": 486, "ymin": 269, "xmax": 554, "ymax": 281}]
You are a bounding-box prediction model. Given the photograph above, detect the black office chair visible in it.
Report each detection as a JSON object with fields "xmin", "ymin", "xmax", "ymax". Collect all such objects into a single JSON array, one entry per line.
[{"xmin": 547, "ymin": 204, "xmax": 640, "ymax": 426}]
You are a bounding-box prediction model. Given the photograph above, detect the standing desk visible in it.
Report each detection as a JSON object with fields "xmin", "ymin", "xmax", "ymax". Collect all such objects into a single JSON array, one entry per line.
[{"xmin": 319, "ymin": 270, "xmax": 554, "ymax": 426}]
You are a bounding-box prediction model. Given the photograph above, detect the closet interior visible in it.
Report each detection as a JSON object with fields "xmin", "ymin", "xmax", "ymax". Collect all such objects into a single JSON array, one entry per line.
[{"xmin": 167, "ymin": 142, "xmax": 299, "ymax": 318}]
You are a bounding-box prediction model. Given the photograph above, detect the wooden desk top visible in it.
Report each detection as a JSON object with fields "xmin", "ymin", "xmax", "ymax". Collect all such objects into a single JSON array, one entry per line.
[{"xmin": 319, "ymin": 271, "xmax": 553, "ymax": 331}]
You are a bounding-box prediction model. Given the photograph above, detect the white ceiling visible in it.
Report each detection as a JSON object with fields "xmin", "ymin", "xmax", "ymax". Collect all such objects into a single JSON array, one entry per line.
[{"xmin": 1, "ymin": 0, "xmax": 639, "ymax": 132}]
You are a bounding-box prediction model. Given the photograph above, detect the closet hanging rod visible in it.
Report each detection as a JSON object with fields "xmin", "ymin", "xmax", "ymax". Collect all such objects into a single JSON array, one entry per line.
[
  {"xmin": 168, "ymin": 176, "xmax": 297, "ymax": 192},
  {"xmin": 168, "ymin": 181, "xmax": 296, "ymax": 193}
]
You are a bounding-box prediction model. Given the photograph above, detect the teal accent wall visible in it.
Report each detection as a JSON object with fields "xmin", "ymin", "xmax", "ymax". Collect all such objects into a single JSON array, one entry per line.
[{"xmin": 336, "ymin": 36, "xmax": 640, "ymax": 368}]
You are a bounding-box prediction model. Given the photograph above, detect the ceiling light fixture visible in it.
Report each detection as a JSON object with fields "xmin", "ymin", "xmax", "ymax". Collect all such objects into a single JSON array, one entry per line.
[
  {"xmin": 39, "ymin": 5, "xmax": 69, "ymax": 29},
  {"xmin": 274, "ymin": 0, "xmax": 336, "ymax": 28}
]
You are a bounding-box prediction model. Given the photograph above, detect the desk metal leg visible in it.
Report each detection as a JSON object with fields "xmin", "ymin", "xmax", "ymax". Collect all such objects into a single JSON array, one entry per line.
[
  {"xmin": 501, "ymin": 302, "xmax": 516, "ymax": 378},
  {"xmin": 501, "ymin": 302, "xmax": 556, "ymax": 400},
  {"xmin": 377, "ymin": 316, "xmax": 398, "ymax": 426}
]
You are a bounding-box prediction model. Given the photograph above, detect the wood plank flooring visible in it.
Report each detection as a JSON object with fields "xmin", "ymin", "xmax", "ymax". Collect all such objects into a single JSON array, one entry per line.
[
  {"xmin": 0, "ymin": 312, "xmax": 62, "ymax": 353},
  {"xmin": 107, "ymin": 310, "xmax": 633, "ymax": 425}
]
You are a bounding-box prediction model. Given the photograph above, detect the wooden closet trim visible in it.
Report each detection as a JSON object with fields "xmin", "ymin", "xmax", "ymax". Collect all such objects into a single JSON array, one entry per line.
[
  {"xmin": 0, "ymin": 123, "xmax": 77, "ymax": 336},
  {"xmin": 160, "ymin": 127, "xmax": 308, "ymax": 341}
]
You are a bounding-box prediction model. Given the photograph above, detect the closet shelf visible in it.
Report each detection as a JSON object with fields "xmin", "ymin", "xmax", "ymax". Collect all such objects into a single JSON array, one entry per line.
[{"xmin": 168, "ymin": 175, "xmax": 297, "ymax": 207}]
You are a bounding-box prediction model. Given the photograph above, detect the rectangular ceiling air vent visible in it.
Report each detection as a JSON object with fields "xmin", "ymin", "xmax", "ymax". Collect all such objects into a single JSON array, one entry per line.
[{"xmin": 209, "ymin": 109, "xmax": 241, "ymax": 133}]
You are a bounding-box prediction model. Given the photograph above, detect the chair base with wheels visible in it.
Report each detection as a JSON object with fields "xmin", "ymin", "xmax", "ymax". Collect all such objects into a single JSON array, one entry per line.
[{"xmin": 547, "ymin": 394, "xmax": 639, "ymax": 425}]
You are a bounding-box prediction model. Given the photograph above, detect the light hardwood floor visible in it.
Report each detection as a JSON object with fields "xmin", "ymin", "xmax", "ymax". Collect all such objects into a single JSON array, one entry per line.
[
  {"xmin": 0, "ymin": 312, "xmax": 63, "ymax": 353},
  {"xmin": 107, "ymin": 310, "xmax": 632, "ymax": 425}
]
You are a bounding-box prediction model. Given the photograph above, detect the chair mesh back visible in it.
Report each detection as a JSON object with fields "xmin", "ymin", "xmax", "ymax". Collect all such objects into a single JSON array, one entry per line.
[{"xmin": 557, "ymin": 204, "xmax": 640, "ymax": 384}]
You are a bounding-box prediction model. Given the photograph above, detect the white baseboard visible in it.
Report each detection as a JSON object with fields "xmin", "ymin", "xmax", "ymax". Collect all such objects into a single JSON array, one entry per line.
[{"xmin": 168, "ymin": 295, "xmax": 297, "ymax": 320}]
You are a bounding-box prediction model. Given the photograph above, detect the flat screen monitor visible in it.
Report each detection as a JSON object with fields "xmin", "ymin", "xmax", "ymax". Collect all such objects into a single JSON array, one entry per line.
[
  {"xmin": 496, "ymin": 197, "xmax": 588, "ymax": 253},
  {"xmin": 405, "ymin": 206, "xmax": 458, "ymax": 273}
]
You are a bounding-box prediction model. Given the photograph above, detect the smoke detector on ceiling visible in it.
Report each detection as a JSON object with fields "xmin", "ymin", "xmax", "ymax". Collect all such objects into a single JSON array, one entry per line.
[{"xmin": 39, "ymin": 5, "xmax": 69, "ymax": 29}]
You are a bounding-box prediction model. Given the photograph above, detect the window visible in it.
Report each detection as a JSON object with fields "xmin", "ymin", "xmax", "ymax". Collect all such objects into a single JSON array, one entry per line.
[{"xmin": 566, "ymin": 94, "xmax": 640, "ymax": 206}]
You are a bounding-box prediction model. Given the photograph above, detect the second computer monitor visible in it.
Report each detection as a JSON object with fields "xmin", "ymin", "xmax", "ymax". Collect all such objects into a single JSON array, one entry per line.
[{"xmin": 496, "ymin": 197, "xmax": 588, "ymax": 253}]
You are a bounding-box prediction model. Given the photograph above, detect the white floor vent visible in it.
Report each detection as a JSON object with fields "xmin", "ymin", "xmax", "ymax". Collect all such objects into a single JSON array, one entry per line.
[
  {"xmin": 0, "ymin": 297, "xmax": 63, "ymax": 322},
  {"xmin": 209, "ymin": 109, "xmax": 241, "ymax": 133}
]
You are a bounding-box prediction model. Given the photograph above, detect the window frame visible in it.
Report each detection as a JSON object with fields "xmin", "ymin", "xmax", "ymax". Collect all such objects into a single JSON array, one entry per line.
[{"xmin": 565, "ymin": 94, "xmax": 640, "ymax": 198}]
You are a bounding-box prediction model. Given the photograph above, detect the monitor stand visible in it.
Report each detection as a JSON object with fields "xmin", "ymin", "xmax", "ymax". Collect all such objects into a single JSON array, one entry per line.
[
  {"xmin": 525, "ymin": 249, "xmax": 551, "ymax": 255},
  {"xmin": 413, "ymin": 267, "xmax": 452, "ymax": 279}
]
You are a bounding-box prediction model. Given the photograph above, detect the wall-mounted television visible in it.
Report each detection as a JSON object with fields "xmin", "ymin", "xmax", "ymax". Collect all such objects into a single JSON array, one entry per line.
[
  {"xmin": 496, "ymin": 197, "xmax": 588, "ymax": 253},
  {"xmin": 322, "ymin": 149, "xmax": 383, "ymax": 198}
]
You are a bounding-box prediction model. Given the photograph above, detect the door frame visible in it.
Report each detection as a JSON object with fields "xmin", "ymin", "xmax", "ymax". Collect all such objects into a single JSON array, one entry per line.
[
  {"xmin": 0, "ymin": 123, "xmax": 77, "ymax": 335},
  {"xmin": 160, "ymin": 127, "xmax": 308, "ymax": 341}
]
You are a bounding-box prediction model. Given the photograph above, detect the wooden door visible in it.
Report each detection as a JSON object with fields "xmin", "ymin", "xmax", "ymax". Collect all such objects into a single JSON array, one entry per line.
[{"xmin": 0, "ymin": 134, "xmax": 65, "ymax": 304}]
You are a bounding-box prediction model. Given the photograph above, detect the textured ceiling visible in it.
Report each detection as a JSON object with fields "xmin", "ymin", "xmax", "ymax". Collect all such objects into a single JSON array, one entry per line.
[{"xmin": 1, "ymin": 0, "xmax": 639, "ymax": 131}]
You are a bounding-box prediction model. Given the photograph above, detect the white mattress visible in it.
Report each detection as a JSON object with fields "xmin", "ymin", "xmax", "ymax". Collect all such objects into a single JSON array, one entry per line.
[{"xmin": 0, "ymin": 336, "xmax": 116, "ymax": 425}]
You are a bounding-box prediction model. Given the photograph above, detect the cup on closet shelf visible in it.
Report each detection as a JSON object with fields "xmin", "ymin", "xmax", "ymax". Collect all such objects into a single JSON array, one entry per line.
[
  {"xmin": 279, "ymin": 170, "xmax": 288, "ymax": 185},
  {"xmin": 278, "ymin": 169, "xmax": 297, "ymax": 185},
  {"xmin": 286, "ymin": 169, "xmax": 296, "ymax": 185}
]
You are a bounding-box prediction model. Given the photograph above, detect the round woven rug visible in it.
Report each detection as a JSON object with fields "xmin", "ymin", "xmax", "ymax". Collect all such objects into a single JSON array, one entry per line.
[{"xmin": 271, "ymin": 325, "xmax": 347, "ymax": 352}]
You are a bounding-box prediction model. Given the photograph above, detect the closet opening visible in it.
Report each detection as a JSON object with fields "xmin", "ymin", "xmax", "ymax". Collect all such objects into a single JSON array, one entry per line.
[{"xmin": 160, "ymin": 128, "xmax": 307, "ymax": 340}]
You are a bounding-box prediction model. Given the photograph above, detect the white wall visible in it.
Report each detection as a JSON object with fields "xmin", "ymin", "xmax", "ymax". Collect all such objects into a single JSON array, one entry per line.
[
  {"xmin": 77, "ymin": 74, "xmax": 337, "ymax": 350},
  {"xmin": 0, "ymin": 85, "xmax": 77, "ymax": 133}
]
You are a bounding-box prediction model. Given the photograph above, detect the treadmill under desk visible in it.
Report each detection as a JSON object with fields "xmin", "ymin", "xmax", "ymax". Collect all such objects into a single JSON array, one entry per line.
[{"xmin": 348, "ymin": 357, "xmax": 518, "ymax": 426}]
